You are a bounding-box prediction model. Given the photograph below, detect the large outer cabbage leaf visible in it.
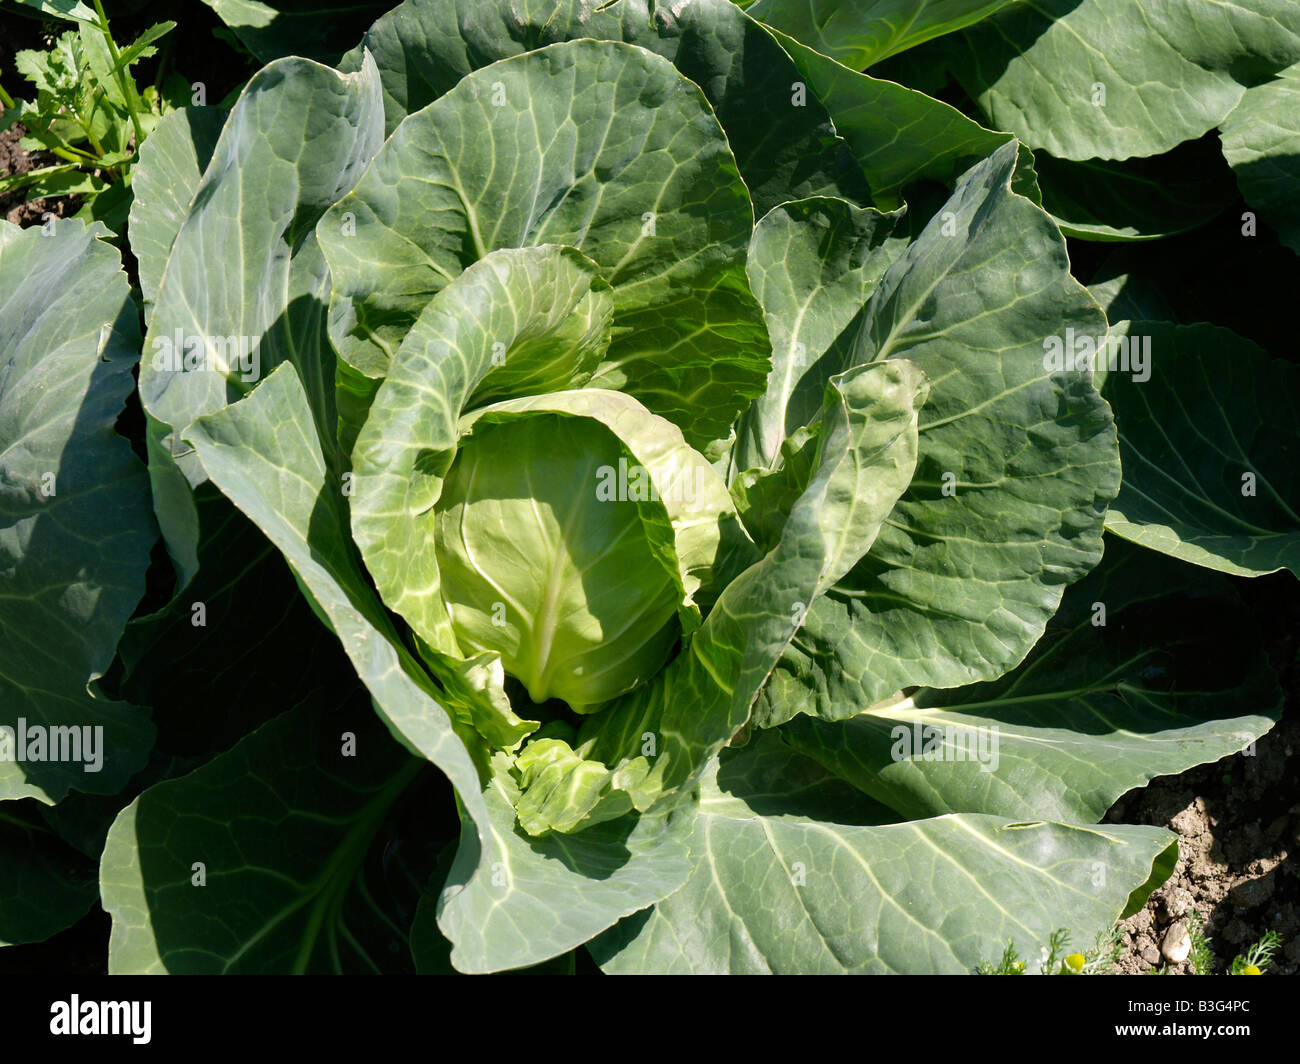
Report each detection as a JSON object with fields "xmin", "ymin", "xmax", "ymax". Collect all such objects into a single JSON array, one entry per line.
[
  {"xmin": 0, "ymin": 220, "xmax": 155, "ymax": 804},
  {"xmin": 1102, "ymin": 321, "xmax": 1300, "ymax": 576},
  {"xmin": 0, "ymin": 220, "xmax": 155, "ymax": 948},
  {"xmin": 752, "ymin": 142, "xmax": 1121, "ymax": 726},
  {"xmin": 590, "ymin": 734, "xmax": 1176, "ymax": 974},
  {"xmin": 938, "ymin": 0, "xmax": 1300, "ymax": 160},
  {"xmin": 138, "ymin": 55, "xmax": 383, "ymax": 582}
]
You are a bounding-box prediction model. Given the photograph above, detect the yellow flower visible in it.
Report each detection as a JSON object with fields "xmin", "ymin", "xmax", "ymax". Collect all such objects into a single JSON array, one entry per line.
[
  {"xmin": 1065, "ymin": 952, "xmax": 1086, "ymax": 972},
  {"xmin": 1242, "ymin": 965, "xmax": 1261, "ymax": 975}
]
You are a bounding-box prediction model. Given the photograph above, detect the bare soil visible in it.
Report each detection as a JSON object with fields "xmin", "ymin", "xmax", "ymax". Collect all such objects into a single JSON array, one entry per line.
[{"xmin": 0, "ymin": 123, "xmax": 84, "ymax": 226}]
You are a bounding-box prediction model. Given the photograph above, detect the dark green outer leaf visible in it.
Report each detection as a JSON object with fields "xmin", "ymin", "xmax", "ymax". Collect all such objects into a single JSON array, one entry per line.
[
  {"xmin": 746, "ymin": 0, "xmax": 1015, "ymax": 69},
  {"xmin": 1036, "ymin": 139, "xmax": 1238, "ymax": 242},
  {"xmin": 0, "ymin": 802, "xmax": 97, "ymax": 947},
  {"xmin": 766, "ymin": 28, "xmax": 1021, "ymax": 207},
  {"xmin": 8, "ymin": 0, "xmax": 97, "ymax": 22},
  {"xmin": 36, "ymin": 480, "xmax": 371, "ymax": 868},
  {"xmin": 1103, "ymin": 321, "xmax": 1300, "ymax": 576},
  {"xmin": 783, "ymin": 538, "xmax": 1281, "ymax": 822},
  {"xmin": 100, "ymin": 693, "xmax": 427, "ymax": 973},
  {"xmin": 0, "ymin": 220, "xmax": 155, "ymax": 802},
  {"xmin": 1086, "ymin": 269, "xmax": 1178, "ymax": 325},
  {"xmin": 200, "ymin": 0, "xmax": 394, "ymax": 64},
  {"xmin": 117, "ymin": 484, "xmax": 367, "ymax": 758}
]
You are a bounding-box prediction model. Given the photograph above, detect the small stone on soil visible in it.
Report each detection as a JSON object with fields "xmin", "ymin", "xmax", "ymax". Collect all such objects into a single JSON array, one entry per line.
[{"xmin": 1161, "ymin": 921, "xmax": 1192, "ymax": 964}]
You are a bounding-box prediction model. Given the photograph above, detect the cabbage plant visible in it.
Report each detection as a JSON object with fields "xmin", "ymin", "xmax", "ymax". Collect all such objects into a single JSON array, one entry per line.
[{"xmin": 2, "ymin": 0, "xmax": 1296, "ymax": 974}]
